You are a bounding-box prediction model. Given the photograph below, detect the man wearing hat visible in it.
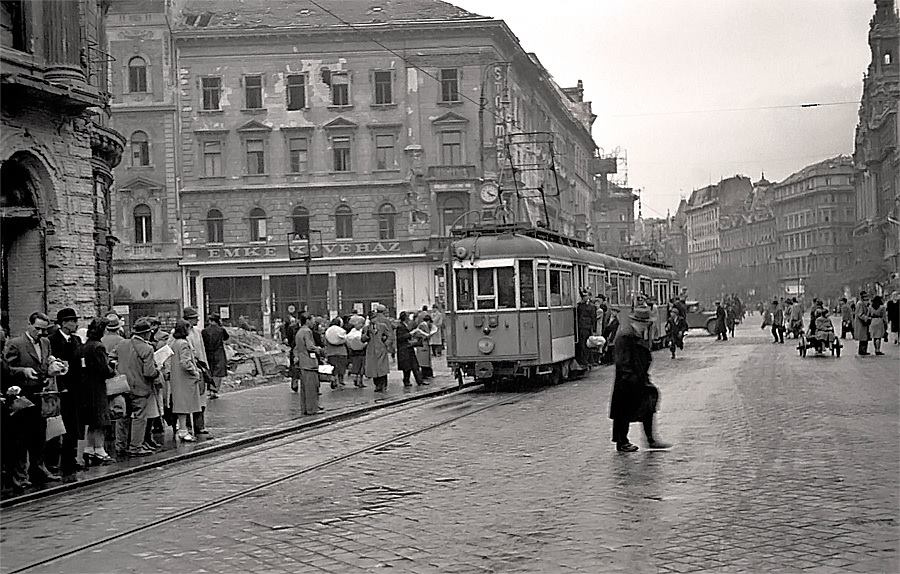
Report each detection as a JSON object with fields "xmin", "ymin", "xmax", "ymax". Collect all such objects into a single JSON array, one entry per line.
[
  {"xmin": 853, "ymin": 291, "xmax": 871, "ymax": 355},
  {"xmin": 114, "ymin": 318, "xmax": 160, "ymax": 457},
  {"xmin": 178, "ymin": 307, "xmax": 211, "ymax": 435},
  {"xmin": 48, "ymin": 308, "xmax": 84, "ymax": 476},
  {"xmin": 575, "ymin": 290, "xmax": 597, "ymax": 368},
  {"xmin": 101, "ymin": 313, "xmax": 125, "ymax": 359},
  {"xmin": 608, "ymin": 305, "xmax": 671, "ymax": 452}
]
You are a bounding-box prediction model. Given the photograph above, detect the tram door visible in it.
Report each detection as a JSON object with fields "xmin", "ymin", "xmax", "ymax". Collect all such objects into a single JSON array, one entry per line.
[{"xmin": 518, "ymin": 260, "xmax": 539, "ymax": 357}]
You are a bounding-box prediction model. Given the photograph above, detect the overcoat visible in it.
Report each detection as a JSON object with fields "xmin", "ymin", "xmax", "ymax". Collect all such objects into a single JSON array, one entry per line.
[
  {"xmin": 395, "ymin": 323, "xmax": 419, "ymax": 371},
  {"xmin": 168, "ymin": 338, "xmax": 201, "ymax": 414},
  {"xmin": 363, "ymin": 316, "xmax": 394, "ymax": 379},
  {"xmin": 715, "ymin": 306, "xmax": 727, "ymax": 334},
  {"xmin": 854, "ymin": 301, "xmax": 871, "ymax": 341},
  {"xmin": 868, "ymin": 305, "xmax": 886, "ymax": 339},
  {"xmin": 414, "ymin": 321, "xmax": 437, "ymax": 369},
  {"xmin": 431, "ymin": 310, "xmax": 444, "ymax": 347},
  {"xmin": 608, "ymin": 321, "xmax": 658, "ymax": 422},
  {"xmin": 201, "ymin": 322, "xmax": 229, "ymax": 378},
  {"xmin": 78, "ymin": 340, "xmax": 115, "ymax": 427},
  {"xmin": 115, "ymin": 336, "xmax": 158, "ymax": 397}
]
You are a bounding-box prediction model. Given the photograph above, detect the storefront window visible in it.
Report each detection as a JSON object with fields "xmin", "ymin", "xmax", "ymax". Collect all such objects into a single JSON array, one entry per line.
[
  {"xmin": 519, "ymin": 260, "xmax": 535, "ymax": 307},
  {"xmin": 455, "ymin": 269, "xmax": 474, "ymax": 310}
]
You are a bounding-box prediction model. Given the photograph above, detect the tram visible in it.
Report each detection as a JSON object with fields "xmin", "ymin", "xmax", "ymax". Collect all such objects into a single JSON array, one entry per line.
[{"xmin": 445, "ymin": 224, "xmax": 678, "ymax": 385}]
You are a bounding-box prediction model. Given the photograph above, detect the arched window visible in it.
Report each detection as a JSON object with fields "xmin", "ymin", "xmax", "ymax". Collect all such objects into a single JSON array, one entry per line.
[
  {"xmin": 130, "ymin": 131, "xmax": 149, "ymax": 166},
  {"xmin": 134, "ymin": 204, "xmax": 152, "ymax": 244},
  {"xmin": 292, "ymin": 206, "xmax": 310, "ymax": 238},
  {"xmin": 377, "ymin": 203, "xmax": 396, "ymax": 240},
  {"xmin": 440, "ymin": 197, "xmax": 465, "ymax": 236},
  {"xmin": 249, "ymin": 207, "xmax": 267, "ymax": 242},
  {"xmin": 335, "ymin": 205, "xmax": 353, "ymax": 239},
  {"xmin": 206, "ymin": 208, "xmax": 224, "ymax": 244},
  {"xmin": 128, "ymin": 57, "xmax": 147, "ymax": 93}
]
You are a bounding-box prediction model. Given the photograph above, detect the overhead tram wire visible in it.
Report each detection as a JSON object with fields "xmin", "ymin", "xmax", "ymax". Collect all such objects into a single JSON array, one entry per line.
[{"xmin": 610, "ymin": 101, "xmax": 859, "ymax": 118}]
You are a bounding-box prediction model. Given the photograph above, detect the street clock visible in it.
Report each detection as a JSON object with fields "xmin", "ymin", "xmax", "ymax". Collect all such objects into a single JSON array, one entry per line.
[{"xmin": 480, "ymin": 182, "xmax": 500, "ymax": 204}]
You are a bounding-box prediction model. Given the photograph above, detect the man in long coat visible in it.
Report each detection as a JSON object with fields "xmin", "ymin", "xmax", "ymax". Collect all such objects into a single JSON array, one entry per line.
[
  {"xmin": 47, "ymin": 308, "xmax": 83, "ymax": 476},
  {"xmin": 201, "ymin": 312, "xmax": 229, "ymax": 400},
  {"xmin": 714, "ymin": 301, "xmax": 728, "ymax": 341},
  {"xmin": 115, "ymin": 319, "xmax": 159, "ymax": 456},
  {"xmin": 395, "ymin": 311, "xmax": 423, "ymax": 387},
  {"xmin": 363, "ymin": 304, "xmax": 395, "ymax": 392},
  {"xmin": 854, "ymin": 291, "xmax": 871, "ymax": 355},
  {"xmin": 294, "ymin": 313, "xmax": 323, "ymax": 414},
  {"xmin": 575, "ymin": 290, "xmax": 597, "ymax": 367},
  {"xmin": 609, "ymin": 306, "xmax": 671, "ymax": 452}
]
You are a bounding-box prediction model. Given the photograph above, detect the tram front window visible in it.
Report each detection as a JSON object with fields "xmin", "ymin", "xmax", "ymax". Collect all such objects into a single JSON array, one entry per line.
[
  {"xmin": 519, "ymin": 260, "xmax": 535, "ymax": 307},
  {"xmin": 455, "ymin": 269, "xmax": 474, "ymax": 310},
  {"xmin": 476, "ymin": 268, "xmax": 496, "ymax": 310},
  {"xmin": 497, "ymin": 267, "xmax": 516, "ymax": 309}
]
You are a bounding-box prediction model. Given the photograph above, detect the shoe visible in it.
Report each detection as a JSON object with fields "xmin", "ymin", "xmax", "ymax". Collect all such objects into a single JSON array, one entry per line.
[
  {"xmin": 142, "ymin": 441, "xmax": 162, "ymax": 452},
  {"xmin": 126, "ymin": 446, "xmax": 153, "ymax": 457},
  {"xmin": 858, "ymin": 352, "xmax": 870, "ymax": 356},
  {"xmin": 195, "ymin": 429, "xmax": 212, "ymax": 437},
  {"xmin": 177, "ymin": 433, "xmax": 196, "ymax": 443},
  {"xmin": 417, "ymin": 381, "xmax": 430, "ymax": 386},
  {"xmin": 616, "ymin": 443, "xmax": 639, "ymax": 452},
  {"xmin": 647, "ymin": 440, "xmax": 673, "ymax": 450},
  {"xmin": 10, "ymin": 476, "xmax": 32, "ymax": 490},
  {"xmin": 290, "ymin": 380, "xmax": 298, "ymax": 392},
  {"xmin": 208, "ymin": 392, "xmax": 219, "ymax": 400},
  {"xmin": 875, "ymin": 351, "xmax": 885, "ymax": 356},
  {"xmin": 144, "ymin": 437, "xmax": 163, "ymax": 449}
]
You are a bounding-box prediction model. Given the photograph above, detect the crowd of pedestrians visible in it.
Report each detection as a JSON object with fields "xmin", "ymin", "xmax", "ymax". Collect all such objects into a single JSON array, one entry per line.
[{"xmin": 1, "ymin": 306, "xmax": 227, "ymax": 492}]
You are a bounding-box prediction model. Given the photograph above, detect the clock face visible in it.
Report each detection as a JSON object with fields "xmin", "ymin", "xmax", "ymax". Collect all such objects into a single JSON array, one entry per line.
[{"xmin": 480, "ymin": 183, "xmax": 499, "ymax": 204}]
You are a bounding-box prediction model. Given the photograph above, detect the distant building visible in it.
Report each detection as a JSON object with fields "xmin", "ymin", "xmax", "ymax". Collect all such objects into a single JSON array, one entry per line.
[
  {"xmin": 592, "ymin": 180, "xmax": 637, "ymax": 255},
  {"xmin": 2, "ymin": 0, "xmax": 124, "ymax": 334},
  {"xmin": 719, "ymin": 178, "xmax": 777, "ymax": 300},
  {"xmin": 852, "ymin": 0, "xmax": 899, "ymax": 286},
  {"xmin": 772, "ymin": 156, "xmax": 856, "ymax": 297}
]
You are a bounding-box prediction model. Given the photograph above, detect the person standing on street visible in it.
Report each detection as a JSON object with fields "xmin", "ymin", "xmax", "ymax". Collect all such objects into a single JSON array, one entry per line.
[
  {"xmin": 854, "ymin": 291, "xmax": 872, "ymax": 355},
  {"xmin": 887, "ymin": 292, "xmax": 900, "ymax": 345},
  {"xmin": 345, "ymin": 315, "xmax": 367, "ymax": 388},
  {"xmin": 101, "ymin": 314, "xmax": 125, "ymax": 357},
  {"xmin": 725, "ymin": 303, "xmax": 736, "ymax": 339},
  {"xmin": 324, "ymin": 317, "xmax": 349, "ymax": 389},
  {"xmin": 47, "ymin": 308, "xmax": 83, "ymax": 477},
  {"xmin": 179, "ymin": 307, "xmax": 210, "ymax": 436},
  {"xmin": 840, "ymin": 298, "xmax": 854, "ymax": 339},
  {"xmin": 665, "ymin": 307, "xmax": 687, "ymax": 359},
  {"xmin": 714, "ymin": 301, "xmax": 728, "ymax": 341},
  {"xmin": 396, "ymin": 312, "xmax": 424, "ymax": 387},
  {"xmin": 201, "ymin": 312, "xmax": 229, "ymax": 400},
  {"xmin": 363, "ymin": 304, "xmax": 394, "ymax": 392},
  {"xmin": 115, "ymin": 318, "xmax": 160, "ymax": 457},
  {"xmin": 79, "ymin": 318, "xmax": 117, "ymax": 465},
  {"xmin": 868, "ymin": 295, "xmax": 887, "ymax": 356},
  {"xmin": 771, "ymin": 300, "xmax": 785, "ymax": 344},
  {"xmin": 414, "ymin": 313, "xmax": 437, "ymax": 381},
  {"xmin": 576, "ymin": 290, "xmax": 597, "ymax": 367},
  {"xmin": 294, "ymin": 313, "xmax": 323, "ymax": 414},
  {"xmin": 169, "ymin": 320, "xmax": 201, "ymax": 442},
  {"xmin": 5, "ymin": 312, "xmax": 61, "ymax": 485},
  {"xmin": 609, "ymin": 306, "xmax": 671, "ymax": 452},
  {"xmin": 430, "ymin": 303, "xmax": 445, "ymax": 357}
]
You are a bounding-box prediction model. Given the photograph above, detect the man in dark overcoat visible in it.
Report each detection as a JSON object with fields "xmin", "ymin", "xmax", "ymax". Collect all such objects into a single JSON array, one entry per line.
[
  {"xmin": 201, "ymin": 312, "xmax": 229, "ymax": 400},
  {"xmin": 575, "ymin": 290, "xmax": 597, "ymax": 367},
  {"xmin": 47, "ymin": 308, "xmax": 83, "ymax": 476},
  {"xmin": 714, "ymin": 301, "xmax": 728, "ymax": 341},
  {"xmin": 396, "ymin": 311, "xmax": 423, "ymax": 387},
  {"xmin": 608, "ymin": 306, "xmax": 671, "ymax": 452}
]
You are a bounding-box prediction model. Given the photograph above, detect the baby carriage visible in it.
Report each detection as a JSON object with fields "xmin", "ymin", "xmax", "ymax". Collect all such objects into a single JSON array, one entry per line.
[{"xmin": 798, "ymin": 312, "xmax": 841, "ymax": 357}]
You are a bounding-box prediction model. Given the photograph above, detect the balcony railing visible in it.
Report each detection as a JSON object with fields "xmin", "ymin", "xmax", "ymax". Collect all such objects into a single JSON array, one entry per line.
[{"xmin": 426, "ymin": 165, "xmax": 477, "ymax": 181}]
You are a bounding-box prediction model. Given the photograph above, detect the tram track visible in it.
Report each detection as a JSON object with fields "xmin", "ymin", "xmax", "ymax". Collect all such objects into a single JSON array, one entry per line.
[{"xmin": 5, "ymin": 390, "xmax": 529, "ymax": 574}]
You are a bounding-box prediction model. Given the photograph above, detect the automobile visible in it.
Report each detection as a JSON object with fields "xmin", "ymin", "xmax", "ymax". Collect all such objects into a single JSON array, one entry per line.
[{"xmin": 684, "ymin": 300, "xmax": 718, "ymax": 334}]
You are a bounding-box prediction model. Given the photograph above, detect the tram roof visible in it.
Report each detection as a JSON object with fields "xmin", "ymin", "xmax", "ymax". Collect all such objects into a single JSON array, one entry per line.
[{"xmin": 451, "ymin": 232, "xmax": 677, "ymax": 279}]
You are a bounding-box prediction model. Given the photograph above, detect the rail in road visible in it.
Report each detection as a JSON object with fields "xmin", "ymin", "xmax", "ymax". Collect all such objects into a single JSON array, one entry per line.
[{"xmin": 0, "ymin": 387, "xmax": 533, "ymax": 574}]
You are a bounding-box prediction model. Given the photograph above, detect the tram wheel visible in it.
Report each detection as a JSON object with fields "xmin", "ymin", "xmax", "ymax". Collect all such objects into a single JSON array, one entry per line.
[{"xmin": 549, "ymin": 366, "xmax": 562, "ymax": 386}]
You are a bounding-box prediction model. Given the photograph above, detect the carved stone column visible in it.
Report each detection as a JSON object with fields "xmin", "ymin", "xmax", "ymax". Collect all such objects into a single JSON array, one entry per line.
[{"xmin": 43, "ymin": 0, "xmax": 85, "ymax": 85}]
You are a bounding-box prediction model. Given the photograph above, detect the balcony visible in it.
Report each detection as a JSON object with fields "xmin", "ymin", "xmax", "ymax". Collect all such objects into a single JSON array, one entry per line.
[
  {"xmin": 426, "ymin": 165, "xmax": 477, "ymax": 181},
  {"xmin": 115, "ymin": 243, "xmax": 180, "ymax": 261}
]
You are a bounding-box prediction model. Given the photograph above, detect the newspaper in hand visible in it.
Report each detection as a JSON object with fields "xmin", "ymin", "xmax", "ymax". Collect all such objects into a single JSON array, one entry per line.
[{"xmin": 153, "ymin": 344, "xmax": 174, "ymax": 369}]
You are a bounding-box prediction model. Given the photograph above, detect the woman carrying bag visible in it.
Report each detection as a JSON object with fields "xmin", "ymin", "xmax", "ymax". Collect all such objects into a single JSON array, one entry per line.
[
  {"xmin": 345, "ymin": 315, "xmax": 367, "ymax": 388},
  {"xmin": 324, "ymin": 318, "xmax": 349, "ymax": 389},
  {"xmin": 79, "ymin": 318, "xmax": 117, "ymax": 465},
  {"xmin": 168, "ymin": 320, "xmax": 201, "ymax": 442}
]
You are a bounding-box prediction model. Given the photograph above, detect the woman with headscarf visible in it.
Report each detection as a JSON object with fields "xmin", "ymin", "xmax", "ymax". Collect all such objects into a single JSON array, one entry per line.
[
  {"xmin": 79, "ymin": 318, "xmax": 116, "ymax": 465},
  {"xmin": 414, "ymin": 313, "xmax": 438, "ymax": 380},
  {"xmin": 324, "ymin": 317, "xmax": 348, "ymax": 389},
  {"xmin": 345, "ymin": 314, "xmax": 367, "ymax": 388}
]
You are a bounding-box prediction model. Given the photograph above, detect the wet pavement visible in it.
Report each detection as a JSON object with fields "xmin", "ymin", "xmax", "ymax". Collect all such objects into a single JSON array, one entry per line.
[{"xmin": 1, "ymin": 321, "xmax": 897, "ymax": 573}]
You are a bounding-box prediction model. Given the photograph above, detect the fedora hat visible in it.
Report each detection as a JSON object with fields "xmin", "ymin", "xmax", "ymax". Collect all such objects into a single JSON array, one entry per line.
[
  {"xmin": 629, "ymin": 306, "xmax": 652, "ymax": 323},
  {"xmin": 131, "ymin": 318, "xmax": 153, "ymax": 335},
  {"xmin": 56, "ymin": 308, "xmax": 79, "ymax": 323},
  {"xmin": 182, "ymin": 306, "xmax": 199, "ymax": 319},
  {"xmin": 105, "ymin": 313, "xmax": 121, "ymax": 329}
]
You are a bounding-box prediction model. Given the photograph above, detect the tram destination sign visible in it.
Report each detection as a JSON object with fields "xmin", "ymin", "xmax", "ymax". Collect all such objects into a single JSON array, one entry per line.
[{"xmin": 184, "ymin": 240, "xmax": 407, "ymax": 263}]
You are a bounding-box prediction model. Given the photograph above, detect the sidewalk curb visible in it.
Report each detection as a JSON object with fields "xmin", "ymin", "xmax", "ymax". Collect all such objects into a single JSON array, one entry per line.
[{"xmin": 1, "ymin": 381, "xmax": 473, "ymax": 509}]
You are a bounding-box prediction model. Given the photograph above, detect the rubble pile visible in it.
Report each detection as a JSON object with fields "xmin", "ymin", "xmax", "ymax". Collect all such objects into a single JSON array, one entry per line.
[{"xmin": 221, "ymin": 327, "xmax": 290, "ymax": 390}]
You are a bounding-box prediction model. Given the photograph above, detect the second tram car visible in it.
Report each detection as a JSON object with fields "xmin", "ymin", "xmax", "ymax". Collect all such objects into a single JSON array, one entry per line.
[{"xmin": 446, "ymin": 225, "xmax": 678, "ymax": 385}]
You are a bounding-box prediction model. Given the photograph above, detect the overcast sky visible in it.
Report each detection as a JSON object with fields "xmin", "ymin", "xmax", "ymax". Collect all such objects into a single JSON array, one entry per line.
[{"xmin": 452, "ymin": 0, "xmax": 874, "ymax": 218}]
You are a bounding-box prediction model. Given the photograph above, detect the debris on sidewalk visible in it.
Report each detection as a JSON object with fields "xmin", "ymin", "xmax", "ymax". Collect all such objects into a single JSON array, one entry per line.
[{"xmin": 221, "ymin": 328, "xmax": 291, "ymax": 390}]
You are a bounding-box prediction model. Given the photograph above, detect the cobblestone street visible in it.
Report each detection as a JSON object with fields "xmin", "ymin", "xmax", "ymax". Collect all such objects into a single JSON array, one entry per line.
[{"xmin": 1, "ymin": 321, "xmax": 897, "ymax": 573}]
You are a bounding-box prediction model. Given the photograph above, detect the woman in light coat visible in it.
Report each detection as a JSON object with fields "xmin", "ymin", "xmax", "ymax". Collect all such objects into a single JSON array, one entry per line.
[
  {"xmin": 168, "ymin": 320, "xmax": 201, "ymax": 442},
  {"xmin": 868, "ymin": 295, "xmax": 886, "ymax": 356},
  {"xmin": 414, "ymin": 313, "xmax": 438, "ymax": 379},
  {"xmin": 853, "ymin": 292, "xmax": 871, "ymax": 355},
  {"xmin": 362, "ymin": 304, "xmax": 395, "ymax": 392}
]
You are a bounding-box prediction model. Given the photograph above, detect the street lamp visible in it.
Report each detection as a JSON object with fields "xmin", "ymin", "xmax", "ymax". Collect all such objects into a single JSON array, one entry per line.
[{"xmin": 288, "ymin": 230, "xmax": 323, "ymax": 314}]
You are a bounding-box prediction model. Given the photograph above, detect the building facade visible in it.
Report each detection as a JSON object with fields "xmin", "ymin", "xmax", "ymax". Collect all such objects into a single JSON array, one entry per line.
[
  {"xmin": 1, "ymin": 0, "xmax": 124, "ymax": 334},
  {"xmin": 772, "ymin": 156, "xmax": 856, "ymax": 296},
  {"xmin": 592, "ymin": 180, "xmax": 637, "ymax": 255},
  {"xmin": 853, "ymin": 0, "xmax": 899, "ymax": 285},
  {"xmin": 718, "ymin": 178, "xmax": 776, "ymax": 300},
  {"xmin": 107, "ymin": 0, "xmax": 600, "ymax": 335}
]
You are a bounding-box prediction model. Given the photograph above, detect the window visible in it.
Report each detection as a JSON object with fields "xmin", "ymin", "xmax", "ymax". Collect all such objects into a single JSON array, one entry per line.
[
  {"xmin": 377, "ymin": 203, "xmax": 396, "ymax": 240},
  {"xmin": 498, "ymin": 268, "xmax": 516, "ymax": 309},
  {"xmin": 1, "ymin": 1, "xmax": 27, "ymax": 51},
  {"xmin": 519, "ymin": 260, "xmax": 535, "ymax": 307},
  {"xmin": 441, "ymin": 197, "xmax": 465, "ymax": 235},
  {"xmin": 440, "ymin": 131, "xmax": 462, "ymax": 165},
  {"xmin": 206, "ymin": 209, "xmax": 224, "ymax": 244},
  {"xmin": 133, "ymin": 204, "xmax": 152, "ymax": 244},
  {"xmin": 619, "ymin": 229, "xmax": 627, "ymax": 243},
  {"xmin": 291, "ymin": 206, "xmax": 310, "ymax": 238},
  {"xmin": 332, "ymin": 136, "xmax": 351, "ymax": 171},
  {"xmin": 330, "ymin": 72, "xmax": 350, "ymax": 106},
  {"xmin": 201, "ymin": 77, "xmax": 221, "ymax": 111},
  {"xmin": 373, "ymin": 71, "xmax": 393, "ymax": 104},
  {"xmin": 202, "ymin": 140, "xmax": 222, "ymax": 176},
  {"xmin": 246, "ymin": 139, "xmax": 265, "ymax": 174},
  {"xmin": 335, "ymin": 205, "xmax": 353, "ymax": 239},
  {"xmin": 885, "ymin": 51, "xmax": 893, "ymax": 66},
  {"xmin": 286, "ymin": 74, "xmax": 306, "ymax": 110},
  {"xmin": 130, "ymin": 131, "xmax": 149, "ymax": 166},
  {"xmin": 244, "ymin": 75, "xmax": 262, "ymax": 109},
  {"xmin": 439, "ymin": 68, "xmax": 460, "ymax": 102},
  {"xmin": 537, "ymin": 263, "xmax": 548, "ymax": 307},
  {"xmin": 288, "ymin": 136, "xmax": 308, "ymax": 173},
  {"xmin": 129, "ymin": 57, "xmax": 147, "ymax": 92},
  {"xmin": 476, "ymin": 268, "xmax": 495, "ymax": 310},
  {"xmin": 455, "ymin": 269, "xmax": 474, "ymax": 311},
  {"xmin": 249, "ymin": 207, "xmax": 267, "ymax": 242},
  {"xmin": 374, "ymin": 133, "xmax": 396, "ymax": 170}
]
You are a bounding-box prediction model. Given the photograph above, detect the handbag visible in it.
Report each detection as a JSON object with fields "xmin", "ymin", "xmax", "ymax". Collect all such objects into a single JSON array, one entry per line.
[
  {"xmin": 45, "ymin": 414, "xmax": 66, "ymax": 441},
  {"xmin": 106, "ymin": 373, "xmax": 130, "ymax": 396},
  {"xmin": 108, "ymin": 394, "xmax": 127, "ymax": 419},
  {"xmin": 40, "ymin": 378, "xmax": 61, "ymax": 418}
]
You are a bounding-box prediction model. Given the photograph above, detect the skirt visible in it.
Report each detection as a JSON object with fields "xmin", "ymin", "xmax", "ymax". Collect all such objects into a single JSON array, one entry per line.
[
  {"xmin": 348, "ymin": 349, "xmax": 366, "ymax": 375},
  {"xmin": 327, "ymin": 354, "xmax": 349, "ymax": 377}
]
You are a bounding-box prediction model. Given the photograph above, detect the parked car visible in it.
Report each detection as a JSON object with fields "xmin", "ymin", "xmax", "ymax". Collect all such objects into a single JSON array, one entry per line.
[{"xmin": 684, "ymin": 301, "xmax": 718, "ymax": 334}]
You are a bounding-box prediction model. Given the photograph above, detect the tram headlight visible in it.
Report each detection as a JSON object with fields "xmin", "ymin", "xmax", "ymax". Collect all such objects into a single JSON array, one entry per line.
[
  {"xmin": 454, "ymin": 246, "xmax": 468, "ymax": 260},
  {"xmin": 478, "ymin": 337, "xmax": 495, "ymax": 354}
]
